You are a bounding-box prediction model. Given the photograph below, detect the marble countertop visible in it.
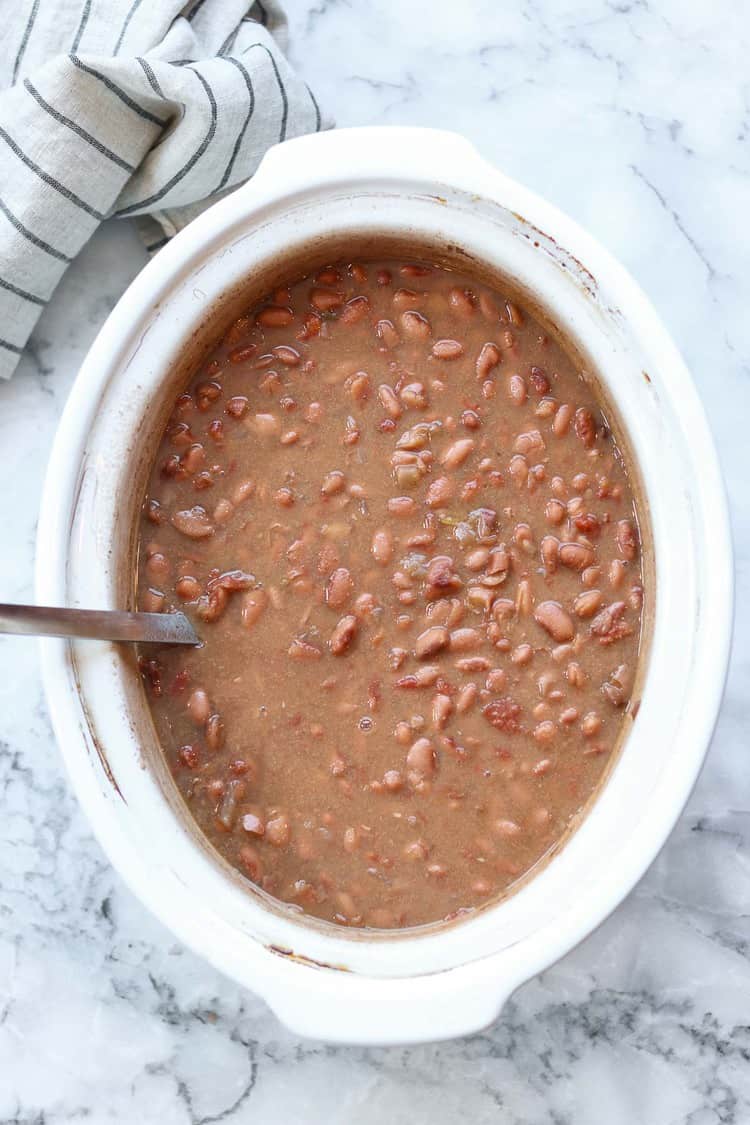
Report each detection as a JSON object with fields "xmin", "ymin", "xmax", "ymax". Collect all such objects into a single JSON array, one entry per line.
[{"xmin": 1, "ymin": 1, "xmax": 748, "ymax": 1121}]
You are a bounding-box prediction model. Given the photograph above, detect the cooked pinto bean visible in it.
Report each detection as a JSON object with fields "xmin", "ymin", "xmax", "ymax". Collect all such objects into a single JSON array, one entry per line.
[
  {"xmin": 326, "ymin": 567, "xmax": 354, "ymax": 608},
  {"xmin": 431, "ymin": 338, "xmax": 463, "ymax": 360},
  {"xmin": 581, "ymin": 711, "xmax": 602, "ymax": 737},
  {"xmin": 137, "ymin": 256, "xmax": 645, "ymax": 930},
  {"xmin": 508, "ymin": 374, "xmax": 527, "ymax": 405},
  {"xmin": 228, "ymin": 345, "xmax": 256, "ymax": 365},
  {"xmin": 534, "ymin": 601, "xmax": 575, "ymax": 643},
  {"xmin": 378, "ymin": 383, "xmax": 402, "ymax": 419},
  {"xmin": 553, "ymin": 403, "xmax": 573, "ymax": 436},
  {"xmin": 432, "ymin": 693, "xmax": 453, "ymax": 729},
  {"xmin": 514, "ymin": 429, "xmax": 545, "ymax": 456},
  {"xmin": 266, "ymin": 813, "xmax": 291, "ymax": 847},
  {"xmin": 371, "ymin": 528, "xmax": 394, "ymax": 564},
  {"xmin": 406, "ymin": 737, "xmax": 436, "ymax": 781},
  {"xmin": 400, "ymin": 310, "xmax": 431, "ymax": 339},
  {"xmin": 441, "ymin": 438, "xmax": 475, "ymax": 468},
  {"xmin": 574, "ymin": 589, "xmax": 603, "ymax": 618},
  {"xmin": 206, "ymin": 713, "xmax": 226, "ymax": 751},
  {"xmin": 340, "ymin": 295, "xmax": 370, "ymax": 324},
  {"xmin": 448, "ymin": 287, "xmax": 474, "ymax": 317},
  {"xmin": 590, "ymin": 601, "xmax": 632, "ymax": 644},
  {"xmin": 311, "ymin": 287, "xmax": 344, "ymax": 312},
  {"xmin": 171, "ymin": 506, "xmax": 214, "ymax": 539},
  {"xmin": 574, "ymin": 407, "xmax": 597, "ymax": 448},
  {"xmin": 559, "ymin": 542, "xmax": 595, "ymax": 571},
  {"xmin": 425, "ymin": 476, "xmax": 455, "ymax": 508},
  {"xmin": 257, "ymin": 304, "xmax": 293, "ymax": 327},
  {"xmin": 288, "ymin": 638, "xmax": 322, "ymax": 660},
  {"xmin": 241, "ymin": 589, "xmax": 268, "ymax": 629},
  {"xmin": 476, "ymin": 342, "xmax": 501, "ymax": 379},
  {"xmin": 400, "ymin": 382, "xmax": 427, "ymax": 409},
  {"xmin": 375, "ymin": 318, "xmax": 400, "ymax": 348},
  {"xmin": 142, "ymin": 588, "xmax": 165, "ymax": 613},
  {"xmin": 196, "ymin": 585, "xmax": 228, "ymax": 623},
  {"xmin": 175, "ymin": 575, "xmax": 201, "ymax": 601},
  {"xmin": 330, "ymin": 615, "xmax": 358, "ymax": 655},
  {"xmin": 388, "ymin": 496, "xmax": 416, "ymax": 517},
  {"xmin": 540, "ymin": 535, "xmax": 559, "ymax": 573},
  {"xmin": 616, "ymin": 519, "xmax": 639, "ymax": 560},
  {"xmin": 515, "ymin": 577, "xmax": 533, "ymax": 616},
  {"xmin": 449, "ymin": 627, "xmax": 481, "ymax": 652},
  {"xmin": 415, "ymin": 626, "xmax": 450, "ymax": 659},
  {"xmin": 321, "ymin": 470, "xmax": 346, "ymax": 496},
  {"xmin": 273, "ymin": 345, "xmax": 301, "ymax": 367},
  {"xmin": 187, "ymin": 688, "xmax": 210, "ymax": 725}
]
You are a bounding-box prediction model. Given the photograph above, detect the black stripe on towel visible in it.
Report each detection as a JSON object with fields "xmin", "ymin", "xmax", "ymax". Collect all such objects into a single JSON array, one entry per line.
[
  {"xmin": 187, "ymin": 0, "xmax": 209, "ymax": 21},
  {"xmin": 0, "ymin": 125, "xmax": 105, "ymax": 221},
  {"xmin": 307, "ymin": 84, "xmax": 321, "ymax": 132},
  {"xmin": 0, "ymin": 277, "xmax": 46, "ymax": 306},
  {"xmin": 0, "ymin": 196, "xmax": 72, "ymax": 263},
  {"xmin": 69, "ymin": 55, "xmax": 168, "ymax": 128},
  {"xmin": 137, "ymin": 56, "xmax": 166, "ymax": 99},
  {"xmin": 216, "ymin": 57, "xmax": 255, "ymax": 191},
  {"xmin": 145, "ymin": 235, "xmax": 169, "ymax": 252},
  {"xmin": 71, "ymin": 0, "xmax": 92, "ymax": 53},
  {"xmin": 242, "ymin": 43, "xmax": 287, "ymax": 142},
  {"xmin": 218, "ymin": 25, "xmax": 241, "ymax": 56},
  {"xmin": 115, "ymin": 67, "xmax": 217, "ymax": 216},
  {"xmin": 114, "ymin": 0, "xmax": 145, "ymax": 55},
  {"xmin": 12, "ymin": 0, "xmax": 40, "ymax": 85},
  {"xmin": 24, "ymin": 79, "xmax": 136, "ymax": 172}
]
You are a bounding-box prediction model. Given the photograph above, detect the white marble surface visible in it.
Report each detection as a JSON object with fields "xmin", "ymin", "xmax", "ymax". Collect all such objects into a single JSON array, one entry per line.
[{"xmin": 1, "ymin": 1, "xmax": 748, "ymax": 1120}]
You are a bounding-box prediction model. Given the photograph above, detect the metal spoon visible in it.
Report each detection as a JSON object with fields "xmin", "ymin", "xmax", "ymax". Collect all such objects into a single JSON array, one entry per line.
[{"xmin": 0, "ymin": 603, "xmax": 200, "ymax": 645}]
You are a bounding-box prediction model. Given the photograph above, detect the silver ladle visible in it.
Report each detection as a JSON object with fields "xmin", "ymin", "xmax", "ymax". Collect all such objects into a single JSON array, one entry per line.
[{"xmin": 0, "ymin": 603, "xmax": 200, "ymax": 645}]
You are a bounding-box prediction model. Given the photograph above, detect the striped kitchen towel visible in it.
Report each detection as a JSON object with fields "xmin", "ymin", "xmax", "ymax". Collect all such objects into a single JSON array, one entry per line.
[{"xmin": 0, "ymin": 0, "xmax": 324, "ymax": 379}]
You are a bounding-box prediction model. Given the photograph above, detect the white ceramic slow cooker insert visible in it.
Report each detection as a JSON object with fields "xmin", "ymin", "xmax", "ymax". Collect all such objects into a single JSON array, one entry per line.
[{"xmin": 37, "ymin": 128, "xmax": 732, "ymax": 1044}]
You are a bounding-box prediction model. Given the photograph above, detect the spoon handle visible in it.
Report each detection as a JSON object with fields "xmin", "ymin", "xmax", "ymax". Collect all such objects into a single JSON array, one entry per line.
[{"xmin": 0, "ymin": 604, "xmax": 200, "ymax": 645}]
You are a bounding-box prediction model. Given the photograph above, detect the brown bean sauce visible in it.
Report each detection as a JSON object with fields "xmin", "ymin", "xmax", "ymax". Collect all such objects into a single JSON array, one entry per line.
[{"xmin": 136, "ymin": 259, "xmax": 645, "ymax": 929}]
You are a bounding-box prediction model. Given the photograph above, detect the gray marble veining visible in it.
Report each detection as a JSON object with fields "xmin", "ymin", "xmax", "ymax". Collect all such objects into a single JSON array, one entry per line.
[{"xmin": 1, "ymin": 1, "xmax": 748, "ymax": 1121}]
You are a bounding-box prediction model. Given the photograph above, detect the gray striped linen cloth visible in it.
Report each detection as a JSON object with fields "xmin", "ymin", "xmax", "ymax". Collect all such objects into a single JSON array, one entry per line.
[{"xmin": 0, "ymin": 0, "xmax": 324, "ymax": 379}]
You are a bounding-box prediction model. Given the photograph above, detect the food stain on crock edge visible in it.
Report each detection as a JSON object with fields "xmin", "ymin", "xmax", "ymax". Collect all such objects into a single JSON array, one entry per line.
[
  {"xmin": 498, "ymin": 206, "xmax": 660, "ymax": 415},
  {"xmin": 431, "ymin": 190, "xmax": 606, "ymax": 331},
  {"xmin": 266, "ymin": 945, "xmax": 351, "ymax": 972},
  {"xmin": 427, "ymin": 190, "xmax": 602, "ymax": 300},
  {"xmin": 69, "ymin": 646, "xmax": 126, "ymax": 802},
  {"xmin": 62, "ymin": 456, "xmax": 127, "ymax": 802},
  {"xmin": 506, "ymin": 208, "xmax": 599, "ymax": 298}
]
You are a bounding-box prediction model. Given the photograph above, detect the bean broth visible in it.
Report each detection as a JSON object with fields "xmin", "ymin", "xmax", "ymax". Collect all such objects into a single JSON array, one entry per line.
[{"xmin": 136, "ymin": 259, "xmax": 645, "ymax": 929}]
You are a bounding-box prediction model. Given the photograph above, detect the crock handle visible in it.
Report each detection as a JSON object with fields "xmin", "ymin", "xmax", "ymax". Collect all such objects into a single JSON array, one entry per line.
[
  {"xmin": 245, "ymin": 126, "xmax": 488, "ymax": 199},
  {"xmin": 261, "ymin": 955, "xmax": 520, "ymax": 1045}
]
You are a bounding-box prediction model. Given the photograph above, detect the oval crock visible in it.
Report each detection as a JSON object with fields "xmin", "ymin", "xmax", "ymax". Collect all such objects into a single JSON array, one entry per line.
[{"xmin": 36, "ymin": 127, "xmax": 733, "ymax": 1044}]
